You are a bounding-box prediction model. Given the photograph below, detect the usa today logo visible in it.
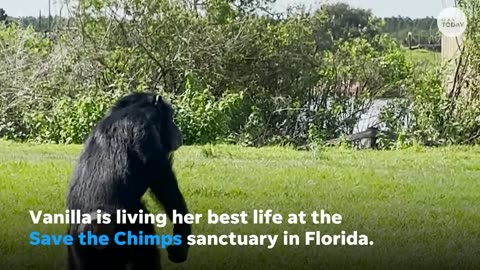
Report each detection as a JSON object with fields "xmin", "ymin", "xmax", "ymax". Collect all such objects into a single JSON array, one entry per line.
[{"xmin": 437, "ymin": 7, "xmax": 468, "ymax": 37}]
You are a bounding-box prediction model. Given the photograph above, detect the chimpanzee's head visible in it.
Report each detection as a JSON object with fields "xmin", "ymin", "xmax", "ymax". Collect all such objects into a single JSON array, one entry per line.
[
  {"xmin": 152, "ymin": 95, "xmax": 183, "ymax": 152},
  {"xmin": 109, "ymin": 92, "xmax": 183, "ymax": 152}
]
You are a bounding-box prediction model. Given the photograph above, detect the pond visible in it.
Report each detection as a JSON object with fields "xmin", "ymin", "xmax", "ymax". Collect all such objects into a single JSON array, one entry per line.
[{"xmin": 354, "ymin": 99, "xmax": 392, "ymax": 133}]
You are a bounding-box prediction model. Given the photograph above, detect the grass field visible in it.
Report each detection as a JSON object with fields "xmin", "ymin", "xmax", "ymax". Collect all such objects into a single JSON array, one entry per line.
[
  {"xmin": 403, "ymin": 48, "xmax": 441, "ymax": 69},
  {"xmin": 0, "ymin": 141, "xmax": 479, "ymax": 270}
]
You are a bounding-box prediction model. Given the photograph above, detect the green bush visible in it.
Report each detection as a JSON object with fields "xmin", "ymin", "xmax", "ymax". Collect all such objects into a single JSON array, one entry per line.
[
  {"xmin": 174, "ymin": 74, "xmax": 245, "ymax": 145},
  {"xmin": 1, "ymin": 0, "xmax": 479, "ymax": 148},
  {"xmin": 23, "ymin": 90, "xmax": 122, "ymax": 144},
  {"xmin": 379, "ymin": 69, "xmax": 480, "ymax": 147}
]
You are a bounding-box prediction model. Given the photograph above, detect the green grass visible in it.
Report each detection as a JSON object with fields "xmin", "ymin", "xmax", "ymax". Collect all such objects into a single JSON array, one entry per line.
[
  {"xmin": 1, "ymin": 141, "xmax": 479, "ymax": 269},
  {"xmin": 403, "ymin": 48, "xmax": 441, "ymax": 69}
]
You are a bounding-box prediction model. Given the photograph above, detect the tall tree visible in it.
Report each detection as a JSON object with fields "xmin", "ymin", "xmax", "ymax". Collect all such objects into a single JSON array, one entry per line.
[{"xmin": 0, "ymin": 8, "xmax": 8, "ymax": 22}]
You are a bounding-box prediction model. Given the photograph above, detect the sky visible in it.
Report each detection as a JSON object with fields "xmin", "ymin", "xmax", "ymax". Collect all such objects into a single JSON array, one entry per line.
[{"xmin": 0, "ymin": 0, "xmax": 457, "ymax": 19}]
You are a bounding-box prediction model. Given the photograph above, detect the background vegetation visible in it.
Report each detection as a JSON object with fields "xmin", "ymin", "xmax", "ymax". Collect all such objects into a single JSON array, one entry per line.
[{"xmin": 0, "ymin": 0, "xmax": 478, "ymax": 149}]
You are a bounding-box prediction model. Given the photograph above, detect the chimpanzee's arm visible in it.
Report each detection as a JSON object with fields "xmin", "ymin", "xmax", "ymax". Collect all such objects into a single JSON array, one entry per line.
[
  {"xmin": 148, "ymin": 155, "xmax": 192, "ymax": 239},
  {"xmin": 146, "ymin": 151, "xmax": 192, "ymax": 263},
  {"xmin": 137, "ymin": 125, "xmax": 192, "ymax": 245}
]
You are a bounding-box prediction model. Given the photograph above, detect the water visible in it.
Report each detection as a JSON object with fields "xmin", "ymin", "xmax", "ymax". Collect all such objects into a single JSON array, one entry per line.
[{"xmin": 354, "ymin": 99, "xmax": 392, "ymax": 133}]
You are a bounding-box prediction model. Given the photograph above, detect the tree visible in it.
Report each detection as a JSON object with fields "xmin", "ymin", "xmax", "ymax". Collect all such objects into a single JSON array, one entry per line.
[
  {"xmin": 311, "ymin": 3, "xmax": 383, "ymax": 51},
  {"xmin": 0, "ymin": 8, "xmax": 8, "ymax": 22}
]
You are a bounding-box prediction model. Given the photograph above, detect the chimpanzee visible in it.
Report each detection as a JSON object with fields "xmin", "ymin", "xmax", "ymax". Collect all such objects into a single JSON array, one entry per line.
[{"xmin": 65, "ymin": 92, "xmax": 191, "ymax": 270}]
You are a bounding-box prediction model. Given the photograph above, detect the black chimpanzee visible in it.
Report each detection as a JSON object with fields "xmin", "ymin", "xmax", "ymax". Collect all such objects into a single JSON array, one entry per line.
[{"xmin": 65, "ymin": 92, "xmax": 191, "ymax": 270}]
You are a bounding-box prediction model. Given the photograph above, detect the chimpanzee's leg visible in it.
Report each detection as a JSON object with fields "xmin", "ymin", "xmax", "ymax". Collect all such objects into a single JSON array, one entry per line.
[{"xmin": 126, "ymin": 223, "xmax": 162, "ymax": 270}]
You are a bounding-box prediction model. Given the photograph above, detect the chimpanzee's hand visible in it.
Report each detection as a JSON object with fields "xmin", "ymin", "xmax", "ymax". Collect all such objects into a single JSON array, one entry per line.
[{"xmin": 167, "ymin": 244, "xmax": 189, "ymax": 263}]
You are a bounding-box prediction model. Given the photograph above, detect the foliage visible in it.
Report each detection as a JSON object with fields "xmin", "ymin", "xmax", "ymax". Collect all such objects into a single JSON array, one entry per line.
[
  {"xmin": 0, "ymin": 23, "xmax": 54, "ymax": 140},
  {"xmin": 380, "ymin": 3, "xmax": 480, "ymax": 148},
  {"xmin": 381, "ymin": 16, "xmax": 439, "ymax": 47},
  {"xmin": 174, "ymin": 73, "xmax": 245, "ymax": 145},
  {"xmin": 0, "ymin": 8, "xmax": 7, "ymax": 22},
  {"xmin": 303, "ymin": 35, "xmax": 411, "ymax": 145},
  {"xmin": 22, "ymin": 90, "xmax": 122, "ymax": 144},
  {"xmin": 311, "ymin": 3, "xmax": 383, "ymax": 51},
  {"xmin": 0, "ymin": 0, "xmax": 479, "ymax": 148}
]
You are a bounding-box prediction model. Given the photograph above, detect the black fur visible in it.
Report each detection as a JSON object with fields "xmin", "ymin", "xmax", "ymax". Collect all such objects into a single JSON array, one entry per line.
[{"xmin": 66, "ymin": 92, "xmax": 191, "ymax": 270}]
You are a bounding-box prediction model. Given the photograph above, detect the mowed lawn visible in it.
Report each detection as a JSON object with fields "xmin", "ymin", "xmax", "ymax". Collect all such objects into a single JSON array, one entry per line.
[{"xmin": 0, "ymin": 141, "xmax": 479, "ymax": 270}]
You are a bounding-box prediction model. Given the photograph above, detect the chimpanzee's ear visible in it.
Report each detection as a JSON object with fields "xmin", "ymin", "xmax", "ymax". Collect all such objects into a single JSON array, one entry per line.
[{"xmin": 154, "ymin": 95, "xmax": 162, "ymax": 106}]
